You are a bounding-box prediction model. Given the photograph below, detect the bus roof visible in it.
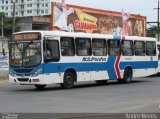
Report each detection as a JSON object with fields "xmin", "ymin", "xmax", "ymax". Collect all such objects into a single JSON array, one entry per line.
[{"xmin": 13, "ymin": 30, "xmax": 156, "ymax": 41}]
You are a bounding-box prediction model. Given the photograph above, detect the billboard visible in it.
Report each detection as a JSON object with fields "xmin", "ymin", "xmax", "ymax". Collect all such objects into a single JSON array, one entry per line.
[{"xmin": 52, "ymin": 2, "xmax": 146, "ymax": 36}]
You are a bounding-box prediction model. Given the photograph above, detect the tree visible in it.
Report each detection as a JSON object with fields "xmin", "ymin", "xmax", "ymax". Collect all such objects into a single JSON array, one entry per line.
[
  {"xmin": 0, "ymin": 12, "xmax": 20, "ymax": 37},
  {"xmin": 147, "ymin": 26, "xmax": 158, "ymax": 37}
]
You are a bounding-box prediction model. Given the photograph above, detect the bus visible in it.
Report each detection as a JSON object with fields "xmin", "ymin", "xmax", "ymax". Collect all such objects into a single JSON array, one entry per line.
[
  {"xmin": 9, "ymin": 31, "xmax": 158, "ymax": 89},
  {"xmin": 157, "ymin": 42, "xmax": 160, "ymax": 73}
]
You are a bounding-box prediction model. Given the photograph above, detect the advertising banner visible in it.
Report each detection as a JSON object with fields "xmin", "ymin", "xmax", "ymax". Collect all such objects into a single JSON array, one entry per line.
[
  {"xmin": 0, "ymin": 53, "xmax": 9, "ymax": 68},
  {"xmin": 0, "ymin": 40, "xmax": 9, "ymax": 68},
  {"xmin": 52, "ymin": 2, "xmax": 146, "ymax": 36}
]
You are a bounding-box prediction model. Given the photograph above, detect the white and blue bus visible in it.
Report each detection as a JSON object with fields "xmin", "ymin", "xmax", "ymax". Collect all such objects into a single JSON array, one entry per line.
[
  {"xmin": 157, "ymin": 42, "xmax": 160, "ymax": 73},
  {"xmin": 9, "ymin": 31, "xmax": 158, "ymax": 89}
]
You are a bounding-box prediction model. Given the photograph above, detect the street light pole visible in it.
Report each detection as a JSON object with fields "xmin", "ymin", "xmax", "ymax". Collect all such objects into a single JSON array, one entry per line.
[{"xmin": 12, "ymin": 2, "xmax": 16, "ymax": 34}]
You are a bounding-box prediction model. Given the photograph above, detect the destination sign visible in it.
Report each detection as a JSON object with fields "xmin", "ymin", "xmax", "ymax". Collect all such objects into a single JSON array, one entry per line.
[{"xmin": 13, "ymin": 33, "xmax": 41, "ymax": 41}]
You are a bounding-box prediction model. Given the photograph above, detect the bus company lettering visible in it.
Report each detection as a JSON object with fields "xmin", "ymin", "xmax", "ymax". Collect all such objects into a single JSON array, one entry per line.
[{"xmin": 82, "ymin": 57, "xmax": 106, "ymax": 62}]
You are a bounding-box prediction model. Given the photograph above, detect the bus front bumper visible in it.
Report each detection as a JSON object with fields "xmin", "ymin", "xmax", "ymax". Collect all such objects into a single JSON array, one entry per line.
[{"xmin": 9, "ymin": 75, "xmax": 47, "ymax": 85}]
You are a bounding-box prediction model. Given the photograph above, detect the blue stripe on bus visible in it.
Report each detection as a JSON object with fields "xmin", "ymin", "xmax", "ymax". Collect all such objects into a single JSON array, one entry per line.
[
  {"xmin": 107, "ymin": 56, "xmax": 117, "ymax": 79},
  {"xmin": 43, "ymin": 61, "xmax": 157, "ymax": 79},
  {"xmin": 119, "ymin": 61, "xmax": 158, "ymax": 69}
]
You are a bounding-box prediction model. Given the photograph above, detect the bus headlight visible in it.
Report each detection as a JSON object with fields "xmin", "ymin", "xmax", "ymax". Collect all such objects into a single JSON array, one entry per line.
[
  {"xmin": 9, "ymin": 70, "xmax": 16, "ymax": 77},
  {"xmin": 31, "ymin": 68, "xmax": 42, "ymax": 77}
]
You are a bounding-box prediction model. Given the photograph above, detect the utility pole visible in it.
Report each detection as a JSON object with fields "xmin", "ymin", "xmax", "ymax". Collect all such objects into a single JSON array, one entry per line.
[
  {"xmin": 12, "ymin": 2, "xmax": 16, "ymax": 34},
  {"xmin": 147, "ymin": 0, "xmax": 160, "ymax": 41},
  {"xmin": 1, "ymin": 16, "xmax": 4, "ymax": 37},
  {"xmin": 154, "ymin": 0, "xmax": 160, "ymax": 41}
]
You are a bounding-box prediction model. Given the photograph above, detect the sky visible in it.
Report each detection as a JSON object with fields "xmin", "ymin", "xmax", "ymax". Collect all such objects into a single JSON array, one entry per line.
[{"xmin": 53, "ymin": 0, "xmax": 159, "ymax": 27}]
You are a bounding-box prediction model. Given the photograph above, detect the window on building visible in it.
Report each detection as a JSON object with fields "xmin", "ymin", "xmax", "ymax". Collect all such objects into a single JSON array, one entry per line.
[
  {"xmin": 76, "ymin": 38, "xmax": 91, "ymax": 56},
  {"xmin": 92, "ymin": 39, "xmax": 107, "ymax": 56},
  {"xmin": 134, "ymin": 41, "xmax": 145, "ymax": 56},
  {"xmin": 45, "ymin": 10, "xmax": 48, "ymax": 14},
  {"xmin": 41, "ymin": 10, "xmax": 44, "ymax": 14},
  {"xmin": 146, "ymin": 41, "xmax": 156, "ymax": 56},
  {"xmin": 45, "ymin": 3, "xmax": 48, "ymax": 7},
  {"xmin": 121, "ymin": 40, "xmax": 134, "ymax": 56},
  {"xmin": 6, "ymin": 1, "xmax": 8, "ymax": 4},
  {"xmin": 61, "ymin": 37, "xmax": 75, "ymax": 56},
  {"xmin": 6, "ymin": 7, "xmax": 8, "ymax": 10},
  {"xmin": 108, "ymin": 40, "xmax": 120, "ymax": 55}
]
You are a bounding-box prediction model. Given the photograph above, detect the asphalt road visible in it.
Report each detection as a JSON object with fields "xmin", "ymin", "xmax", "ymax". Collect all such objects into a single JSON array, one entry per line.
[{"xmin": 0, "ymin": 76, "xmax": 160, "ymax": 114}]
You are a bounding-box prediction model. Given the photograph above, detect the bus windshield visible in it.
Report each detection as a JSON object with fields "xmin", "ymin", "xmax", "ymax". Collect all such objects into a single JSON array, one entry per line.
[{"xmin": 9, "ymin": 41, "xmax": 41, "ymax": 68}]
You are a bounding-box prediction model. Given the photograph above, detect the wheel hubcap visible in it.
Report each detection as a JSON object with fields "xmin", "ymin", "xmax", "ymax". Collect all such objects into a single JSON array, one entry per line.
[{"xmin": 65, "ymin": 76, "xmax": 72, "ymax": 85}]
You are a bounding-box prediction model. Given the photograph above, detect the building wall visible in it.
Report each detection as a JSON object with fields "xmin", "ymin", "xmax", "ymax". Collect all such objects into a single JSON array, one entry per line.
[{"xmin": 0, "ymin": 0, "xmax": 52, "ymax": 17}]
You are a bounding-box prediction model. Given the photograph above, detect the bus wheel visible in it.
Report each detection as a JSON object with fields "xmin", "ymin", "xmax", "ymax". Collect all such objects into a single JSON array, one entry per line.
[
  {"xmin": 34, "ymin": 84, "xmax": 46, "ymax": 90},
  {"xmin": 118, "ymin": 68, "xmax": 132, "ymax": 84},
  {"xmin": 60, "ymin": 71, "xmax": 74, "ymax": 89}
]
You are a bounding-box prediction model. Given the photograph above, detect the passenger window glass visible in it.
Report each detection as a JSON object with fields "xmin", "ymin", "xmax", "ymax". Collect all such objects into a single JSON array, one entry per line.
[
  {"xmin": 108, "ymin": 40, "xmax": 120, "ymax": 55},
  {"xmin": 92, "ymin": 39, "xmax": 107, "ymax": 56},
  {"xmin": 44, "ymin": 40, "xmax": 60, "ymax": 62},
  {"xmin": 134, "ymin": 41, "xmax": 145, "ymax": 56},
  {"xmin": 146, "ymin": 41, "xmax": 156, "ymax": 56},
  {"xmin": 61, "ymin": 37, "xmax": 75, "ymax": 56},
  {"xmin": 121, "ymin": 40, "xmax": 134, "ymax": 56},
  {"xmin": 76, "ymin": 38, "xmax": 91, "ymax": 56}
]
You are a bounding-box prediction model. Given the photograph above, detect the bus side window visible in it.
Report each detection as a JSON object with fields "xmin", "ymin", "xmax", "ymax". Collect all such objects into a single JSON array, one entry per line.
[
  {"xmin": 134, "ymin": 41, "xmax": 145, "ymax": 56},
  {"xmin": 60, "ymin": 37, "xmax": 75, "ymax": 56},
  {"xmin": 121, "ymin": 40, "xmax": 134, "ymax": 56},
  {"xmin": 44, "ymin": 40, "xmax": 60, "ymax": 62},
  {"xmin": 76, "ymin": 38, "xmax": 91, "ymax": 56},
  {"xmin": 146, "ymin": 41, "xmax": 156, "ymax": 56},
  {"xmin": 108, "ymin": 40, "xmax": 120, "ymax": 56},
  {"xmin": 92, "ymin": 38, "xmax": 107, "ymax": 56}
]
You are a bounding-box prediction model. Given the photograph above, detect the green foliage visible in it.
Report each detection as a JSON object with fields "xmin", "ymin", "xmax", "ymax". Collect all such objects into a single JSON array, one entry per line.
[
  {"xmin": 147, "ymin": 26, "xmax": 158, "ymax": 37},
  {"xmin": 0, "ymin": 12, "xmax": 20, "ymax": 37}
]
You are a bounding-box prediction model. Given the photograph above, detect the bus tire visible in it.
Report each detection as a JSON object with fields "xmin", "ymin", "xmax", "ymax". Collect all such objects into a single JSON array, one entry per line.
[
  {"xmin": 60, "ymin": 71, "xmax": 74, "ymax": 89},
  {"xmin": 34, "ymin": 84, "xmax": 46, "ymax": 90},
  {"xmin": 118, "ymin": 68, "xmax": 132, "ymax": 84}
]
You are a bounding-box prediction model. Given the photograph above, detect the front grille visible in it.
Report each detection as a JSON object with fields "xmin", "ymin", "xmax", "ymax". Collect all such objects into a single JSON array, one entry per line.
[
  {"xmin": 13, "ymin": 68, "xmax": 33, "ymax": 73},
  {"xmin": 17, "ymin": 78, "xmax": 29, "ymax": 82},
  {"xmin": 16, "ymin": 74, "xmax": 31, "ymax": 76}
]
